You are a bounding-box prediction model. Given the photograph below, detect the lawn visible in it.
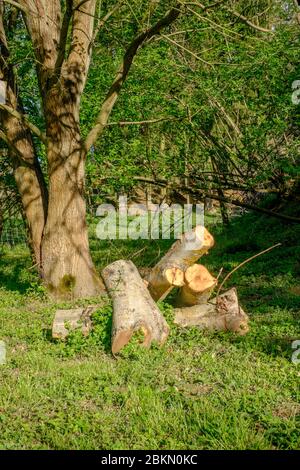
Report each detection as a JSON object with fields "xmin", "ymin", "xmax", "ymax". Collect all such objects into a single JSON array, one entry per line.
[{"xmin": 0, "ymin": 209, "xmax": 299, "ymax": 450}]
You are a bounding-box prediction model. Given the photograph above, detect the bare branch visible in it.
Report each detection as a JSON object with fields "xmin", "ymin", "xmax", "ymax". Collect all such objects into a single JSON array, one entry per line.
[
  {"xmin": 181, "ymin": 0, "xmax": 226, "ymax": 10},
  {"xmin": 84, "ymin": 4, "xmax": 181, "ymax": 152},
  {"xmin": 107, "ymin": 116, "xmax": 184, "ymax": 127},
  {"xmin": 160, "ymin": 33, "xmax": 215, "ymax": 67},
  {"xmin": 133, "ymin": 177, "xmax": 300, "ymax": 223},
  {"xmin": 225, "ymin": 7, "xmax": 273, "ymax": 34},
  {"xmin": 208, "ymin": 97, "xmax": 242, "ymax": 137},
  {"xmin": 216, "ymin": 243, "xmax": 282, "ymax": 297},
  {"xmin": 185, "ymin": 5, "xmax": 242, "ymax": 40}
]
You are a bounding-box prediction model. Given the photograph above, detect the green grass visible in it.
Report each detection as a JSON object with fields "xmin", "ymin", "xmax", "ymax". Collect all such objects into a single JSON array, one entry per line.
[{"xmin": 0, "ymin": 208, "xmax": 299, "ymax": 449}]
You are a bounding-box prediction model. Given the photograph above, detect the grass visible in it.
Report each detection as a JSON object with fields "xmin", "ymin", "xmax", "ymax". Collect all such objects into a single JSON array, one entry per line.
[{"xmin": 0, "ymin": 208, "xmax": 299, "ymax": 449}]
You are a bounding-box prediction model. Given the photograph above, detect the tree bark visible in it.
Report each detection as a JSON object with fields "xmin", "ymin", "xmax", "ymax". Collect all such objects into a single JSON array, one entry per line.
[
  {"xmin": 40, "ymin": 89, "xmax": 104, "ymax": 298},
  {"xmin": 102, "ymin": 260, "xmax": 170, "ymax": 355},
  {"xmin": 148, "ymin": 226, "xmax": 214, "ymax": 301}
]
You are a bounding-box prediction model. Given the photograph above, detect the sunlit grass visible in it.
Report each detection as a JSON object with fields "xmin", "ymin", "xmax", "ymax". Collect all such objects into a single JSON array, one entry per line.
[{"xmin": 0, "ymin": 210, "xmax": 299, "ymax": 449}]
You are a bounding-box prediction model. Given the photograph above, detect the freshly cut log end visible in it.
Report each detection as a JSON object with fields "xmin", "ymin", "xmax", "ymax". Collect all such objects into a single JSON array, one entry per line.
[
  {"xmin": 52, "ymin": 306, "xmax": 97, "ymax": 339},
  {"xmin": 165, "ymin": 267, "xmax": 185, "ymax": 287},
  {"xmin": 176, "ymin": 264, "xmax": 217, "ymax": 307},
  {"xmin": 174, "ymin": 288, "xmax": 249, "ymax": 335},
  {"xmin": 148, "ymin": 266, "xmax": 185, "ymax": 302},
  {"xmin": 111, "ymin": 329, "xmax": 134, "ymax": 354},
  {"xmin": 185, "ymin": 264, "xmax": 216, "ymax": 291},
  {"xmin": 148, "ymin": 226, "xmax": 215, "ymax": 302},
  {"xmin": 193, "ymin": 226, "xmax": 215, "ymax": 253},
  {"xmin": 102, "ymin": 260, "xmax": 170, "ymax": 354}
]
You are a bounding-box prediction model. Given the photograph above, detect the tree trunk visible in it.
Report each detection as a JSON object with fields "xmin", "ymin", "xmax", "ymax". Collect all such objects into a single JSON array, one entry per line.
[
  {"xmin": 0, "ymin": 6, "xmax": 47, "ymax": 265},
  {"xmin": 102, "ymin": 260, "xmax": 170, "ymax": 354},
  {"xmin": 0, "ymin": 108, "xmax": 46, "ymax": 266},
  {"xmin": 12, "ymin": 152, "xmax": 47, "ymax": 265},
  {"xmin": 40, "ymin": 90, "xmax": 103, "ymax": 298},
  {"xmin": 41, "ymin": 139, "xmax": 103, "ymax": 298}
]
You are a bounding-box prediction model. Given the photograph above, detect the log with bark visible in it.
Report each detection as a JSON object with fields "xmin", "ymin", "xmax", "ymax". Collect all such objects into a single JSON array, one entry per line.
[
  {"xmin": 102, "ymin": 260, "xmax": 170, "ymax": 354},
  {"xmin": 174, "ymin": 288, "xmax": 249, "ymax": 335},
  {"xmin": 147, "ymin": 226, "xmax": 214, "ymax": 301},
  {"xmin": 176, "ymin": 264, "xmax": 217, "ymax": 307}
]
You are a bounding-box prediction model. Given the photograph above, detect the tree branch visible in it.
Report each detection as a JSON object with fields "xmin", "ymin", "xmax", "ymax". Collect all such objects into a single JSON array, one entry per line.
[
  {"xmin": 107, "ymin": 115, "xmax": 184, "ymax": 127},
  {"xmin": 20, "ymin": 0, "xmax": 61, "ymax": 91},
  {"xmin": 160, "ymin": 33, "xmax": 215, "ymax": 66},
  {"xmin": 293, "ymin": 0, "xmax": 300, "ymax": 26},
  {"xmin": 53, "ymin": 0, "xmax": 73, "ymax": 78},
  {"xmin": 133, "ymin": 176, "xmax": 300, "ymax": 223},
  {"xmin": 84, "ymin": 4, "xmax": 181, "ymax": 152},
  {"xmin": 0, "ymin": 103, "xmax": 47, "ymax": 144},
  {"xmin": 67, "ymin": 0, "xmax": 96, "ymax": 91},
  {"xmin": 3, "ymin": 0, "xmax": 28, "ymax": 14},
  {"xmin": 181, "ymin": 0, "xmax": 227, "ymax": 11},
  {"xmin": 225, "ymin": 7, "xmax": 273, "ymax": 33},
  {"xmin": 0, "ymin": 127, "xmax": 34, "ymax": 164}
]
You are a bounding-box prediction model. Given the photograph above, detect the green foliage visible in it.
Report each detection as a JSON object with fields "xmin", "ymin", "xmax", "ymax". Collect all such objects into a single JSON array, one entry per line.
[
  {"xmin": 79, "ymin": 0, "xmax": 300, "ymax": 203},
  {"xmin": 3, "ymin": 1, "xmax": 299, "ymax": 209}
]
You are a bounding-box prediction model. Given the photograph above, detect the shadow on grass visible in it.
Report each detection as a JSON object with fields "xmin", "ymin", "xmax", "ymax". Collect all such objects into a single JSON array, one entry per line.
[{"xmin": 0, "ymin": 246, "xmax": 35, "ymax": 293}]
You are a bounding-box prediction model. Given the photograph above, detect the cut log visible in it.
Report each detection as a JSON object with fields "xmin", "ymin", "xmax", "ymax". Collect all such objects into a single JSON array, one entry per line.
[
  {"xmin": 102, "ymin": 260, "xmax": 170, "ymax": 354},
  {"xmin": 174, "ymin": 288, "xmax": 249, "ymax": 335},
  {"xmin": 52, "ymin": 306, "xmax": 97, "ymax": 339},
  {"xmin": 148, "ymin": 226, "xmax": 214, "ymax": 301},
  {"xmin": 176, "ymin": 264, "xmax": 217, "ymax": 307}
]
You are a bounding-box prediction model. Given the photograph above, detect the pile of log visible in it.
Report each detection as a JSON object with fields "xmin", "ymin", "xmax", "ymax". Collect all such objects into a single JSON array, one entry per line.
[{"xmin": 52, "ymin": 225, "xmax": 250, "ymax": 353}]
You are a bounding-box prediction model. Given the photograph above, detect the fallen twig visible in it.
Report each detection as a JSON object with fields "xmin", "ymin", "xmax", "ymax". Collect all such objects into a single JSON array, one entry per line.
[{"xmin": 216, "ymin": 243, "xmax": 282, "ymax": 297}]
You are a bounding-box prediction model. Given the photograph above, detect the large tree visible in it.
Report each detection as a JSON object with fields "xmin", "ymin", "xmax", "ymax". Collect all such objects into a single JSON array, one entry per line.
[
  {"xmin": 0, "ymin": 0, "xmax": 284, "ymax": 298},
  {"xmin": 0, "ymin": 0, "xmax": 184, "ymax": 298}
]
